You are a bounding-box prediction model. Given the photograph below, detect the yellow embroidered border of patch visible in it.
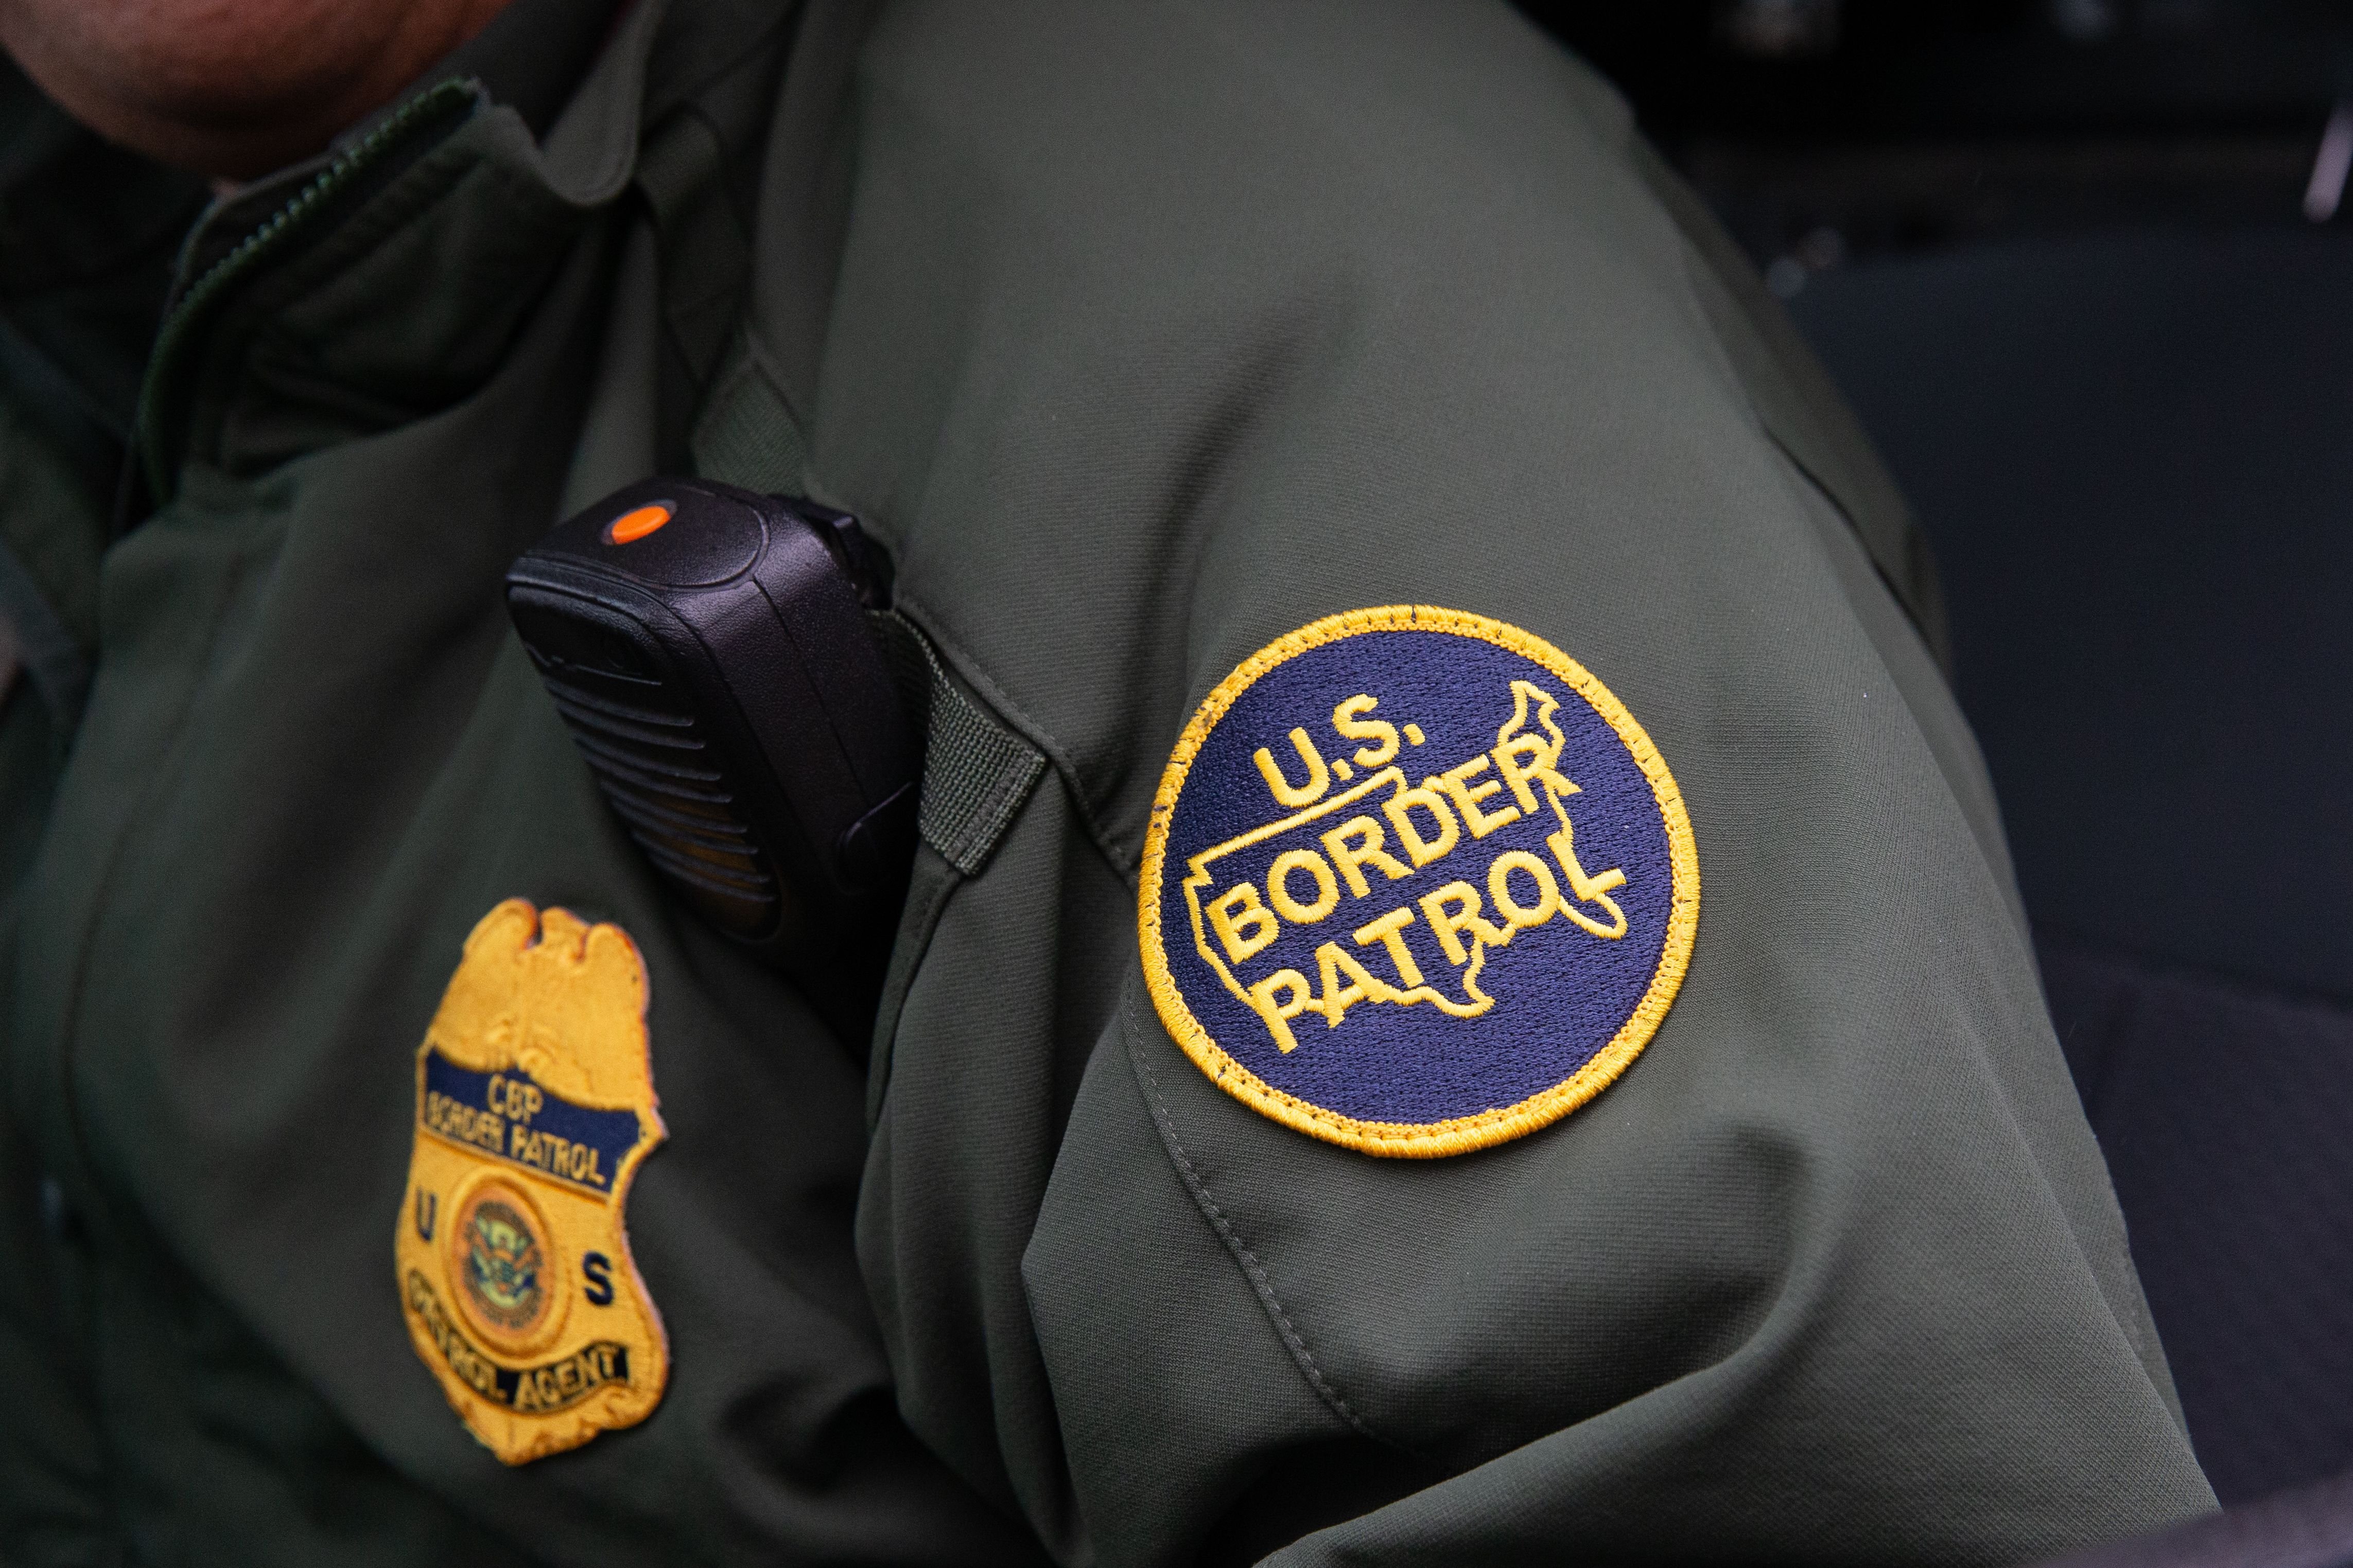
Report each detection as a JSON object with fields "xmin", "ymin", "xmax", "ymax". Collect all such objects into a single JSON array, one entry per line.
[{"xmin": 1138, "ymin": 605, "xmax": 1700, "ymax": 1158}]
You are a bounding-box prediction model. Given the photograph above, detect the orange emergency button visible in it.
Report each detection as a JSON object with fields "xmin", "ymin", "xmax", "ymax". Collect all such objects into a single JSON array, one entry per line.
[{"xmin": 606, "ymin": 502, "xmax": 673, "ymax": 544}]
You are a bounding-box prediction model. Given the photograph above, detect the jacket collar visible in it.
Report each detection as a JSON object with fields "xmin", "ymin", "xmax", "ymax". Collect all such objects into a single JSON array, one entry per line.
[{"xmin": 128, "ymin": 0, "xmax": 796, "ymax": 516}]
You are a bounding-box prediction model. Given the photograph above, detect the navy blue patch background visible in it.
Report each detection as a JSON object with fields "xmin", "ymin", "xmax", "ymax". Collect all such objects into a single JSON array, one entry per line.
[
  {"xmin": 422, "ymin": 1050, "xmax": 642, "ymax": 1196},
  {"xmin": 1158, "ymin": 628, "xmax": 1674, "ymax": 1126}
]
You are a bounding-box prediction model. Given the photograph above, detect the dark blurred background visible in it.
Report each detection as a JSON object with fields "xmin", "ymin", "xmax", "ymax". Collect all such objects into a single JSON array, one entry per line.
[{"xmin": 1520, "ymin": 0, "xmax": 2353, "ymax": 1512}]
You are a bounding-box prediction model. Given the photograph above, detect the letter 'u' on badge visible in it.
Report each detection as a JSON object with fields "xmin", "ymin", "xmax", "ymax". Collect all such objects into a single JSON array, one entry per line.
[
  {"xmin": 1138, "ymin": 606, "xmax": 1699, "ymax": 1158},
  {"xmin": 395, "ymin": 899, "xmax": 668, "ymax": 1465}
]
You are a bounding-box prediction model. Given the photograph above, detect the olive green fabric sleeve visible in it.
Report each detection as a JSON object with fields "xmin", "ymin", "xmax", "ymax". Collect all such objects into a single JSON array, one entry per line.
[{"xmin": 798, "ymin": 2, "xmax": 2215, "ymax": 1562}]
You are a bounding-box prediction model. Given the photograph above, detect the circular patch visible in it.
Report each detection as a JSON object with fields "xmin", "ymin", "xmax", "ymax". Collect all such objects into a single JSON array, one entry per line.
[
  {"xmin": 446, "ymin": 1174, "xmax": 567, "ymax": 1353},
  {"xmin": 1139, "ymin": 606, "xmax": 1699, "ymax": 1157}
]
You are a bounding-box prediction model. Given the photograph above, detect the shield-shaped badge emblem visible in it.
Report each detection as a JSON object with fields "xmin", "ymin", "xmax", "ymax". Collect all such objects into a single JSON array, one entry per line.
[{"xmin": 395, "ymin": 899, "xmax": 668, "ymax": 1464}]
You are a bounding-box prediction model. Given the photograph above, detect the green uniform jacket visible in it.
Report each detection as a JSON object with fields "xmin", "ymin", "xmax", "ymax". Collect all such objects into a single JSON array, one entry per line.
[{"xmin": 0, "ymin": 1, "xmax": 2216, "ymax": 1563}]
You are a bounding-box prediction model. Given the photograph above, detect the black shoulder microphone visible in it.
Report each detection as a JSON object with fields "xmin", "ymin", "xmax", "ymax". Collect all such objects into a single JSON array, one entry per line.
[{"xmin": 504, "ymin": 478, "xmax": 918, "ymax": 1031}]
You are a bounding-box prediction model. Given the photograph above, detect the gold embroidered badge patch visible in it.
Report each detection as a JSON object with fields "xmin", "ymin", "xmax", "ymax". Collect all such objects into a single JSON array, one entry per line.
[{"xmin": 396, "ymin": 899, "xmax": 668, "ymax": 1465}]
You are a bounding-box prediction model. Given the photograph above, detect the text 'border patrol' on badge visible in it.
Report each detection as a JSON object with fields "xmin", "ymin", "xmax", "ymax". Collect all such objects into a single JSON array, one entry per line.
[
  {"xmin": 1139, "ymin": 605, "xmax": 1700, "ymax": 1158},
  {"xmin": 396, "ymin": 900, "xmax": 669, "ymax": 1465}
]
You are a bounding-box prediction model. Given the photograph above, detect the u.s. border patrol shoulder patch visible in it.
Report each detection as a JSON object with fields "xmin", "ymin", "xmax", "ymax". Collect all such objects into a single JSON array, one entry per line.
[
  {"xmin": 1139, "ymin": 607, "xmax": 1699, "ymax": 1158},
  {"xmin": 395, "ymin": 899, "xmax": 668, "ymax": 1465}
]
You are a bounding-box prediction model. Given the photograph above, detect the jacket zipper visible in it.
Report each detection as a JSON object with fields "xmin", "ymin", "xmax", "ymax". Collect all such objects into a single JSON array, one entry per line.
[{"xmin": 133, "ymin": 78, "xmax": 481, "ymax": 506}]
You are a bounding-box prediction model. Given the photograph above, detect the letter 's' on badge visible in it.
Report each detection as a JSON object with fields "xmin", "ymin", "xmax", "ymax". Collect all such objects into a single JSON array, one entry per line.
[
  {"xmin": 1139, "ymin": 607, "xmax": 1699, "ymax": 1157},
  {"xmin": 395, "ymin": 900, "xmax": 668, "ymax": 1463}
]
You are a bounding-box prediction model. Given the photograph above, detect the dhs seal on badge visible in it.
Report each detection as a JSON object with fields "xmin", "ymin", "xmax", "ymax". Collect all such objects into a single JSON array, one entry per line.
[
  {"xmin": 1139, "ymin": 607, "xmax": 1699, "ymax": 1157},
  {"xmin": 396, "ymin": 899, "xmax": 668, "ymax": 1464}
]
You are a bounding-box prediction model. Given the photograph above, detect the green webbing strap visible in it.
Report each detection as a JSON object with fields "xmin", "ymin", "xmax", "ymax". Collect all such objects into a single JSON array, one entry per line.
[
  {"xmin": 872, "ymin": 610, "xmax": 1047, "ymax": 877},
  {"xmin": 689, "ymin": 331, "xmax": 806, "ymax": 495},
  {"xmin": 654, "ymin": 121, "xmax": 1047, "ymax": 878}
]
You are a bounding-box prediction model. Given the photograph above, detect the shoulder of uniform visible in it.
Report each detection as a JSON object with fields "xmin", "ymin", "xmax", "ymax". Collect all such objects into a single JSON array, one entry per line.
[{"xmin": 855, "ymin": 1, "xmax": 1650, "ymax": 258}]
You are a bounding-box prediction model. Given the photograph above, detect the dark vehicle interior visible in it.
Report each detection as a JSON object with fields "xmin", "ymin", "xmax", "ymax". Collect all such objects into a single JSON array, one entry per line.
[{"xmin": 1522, "ymin": 0, "xmax": 2353, "ymax": 1527}]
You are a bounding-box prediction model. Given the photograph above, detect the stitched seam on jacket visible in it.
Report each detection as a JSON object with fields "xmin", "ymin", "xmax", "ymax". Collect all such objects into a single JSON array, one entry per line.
[
  {"xmin": 864, "ymin": 849, "xmax": 962, "ymax": 1131},
  {"xmin": 1122, "ymin": 1008, "xmax": 1375, "ymax": 1441},
  {"xmin": 1754, "ymin": 418, "xmax": 1949, "ymax": 674},
  {"xmin": 1657, "ymin": 227, "xmax": 1951, "ymax": 671},
  {"xmin": 41, "ymin": 518, "xmax": 265, "ymax": 1242}
]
